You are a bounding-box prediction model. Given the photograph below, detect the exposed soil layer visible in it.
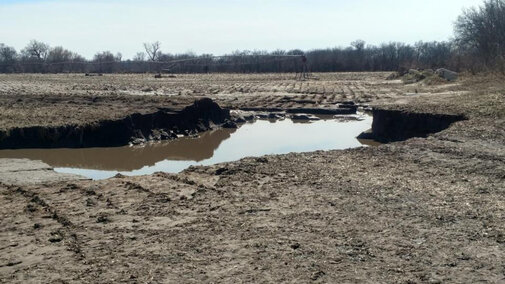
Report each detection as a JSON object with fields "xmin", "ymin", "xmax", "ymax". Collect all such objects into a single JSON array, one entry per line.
[
  {"xmin": 0, "ymin": 98, "xmax": 231, "ymax": 149},
  {"xmin": 358, "ymin": 109, "xmax": 466, "ymax": 142},
  {"xmin": 0, "ymin": 73, "xmax": 504, "ymax": 283}
]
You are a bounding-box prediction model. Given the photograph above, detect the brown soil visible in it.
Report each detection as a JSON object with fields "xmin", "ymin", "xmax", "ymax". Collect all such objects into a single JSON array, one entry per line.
[
  {"xmin": 0, "ymin": 72, "xmax": 411, "ymax": 130},
  {"xmin": 1, "ymin": 72, "xmax": 504, "ymax": 283}
]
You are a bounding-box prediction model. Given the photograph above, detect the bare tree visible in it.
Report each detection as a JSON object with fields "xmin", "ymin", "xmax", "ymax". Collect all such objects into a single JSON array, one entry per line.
[
  {"xmin": 22, "ymin": 40, "xmax": 50, "ymax": 60},
  {"xmin": 47, "ymin": 46, "xmax": 73, "ymax": 63},
  {"xmin": 455, "ymin": 0, "xmax": 505, "ymax": 70},
  {"xmin": 46, "ymin": 46, "xmax": 73, "ymax": 73},
  {"xmin": 133, "ymin": 52, "xmax": 146, "ymax": 61},
  {"xmin": 144, "ymin": 41, "xmax": 161, "ymax": 61},
  {"xmin": 0, "ymin": 43, "xmax": 18, "ymax": 72},
  {"xmin": 351, "ymin": 40, "xmax": 366, "ymax": 52},
  {"xmin": 93, "ymin": 51, "xmax": 121, "ymax": 73}
]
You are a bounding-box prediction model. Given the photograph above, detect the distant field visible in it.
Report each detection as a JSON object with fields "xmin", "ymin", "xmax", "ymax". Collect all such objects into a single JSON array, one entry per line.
[{"xmin": 0, "ymin": 72, "xmax": 455, "ymax": 130}]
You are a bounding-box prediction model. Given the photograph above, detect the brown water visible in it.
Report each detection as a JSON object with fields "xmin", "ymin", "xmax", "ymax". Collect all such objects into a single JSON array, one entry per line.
[{"xmin": 0, "ymin": 115, "xmax": 374, "ymax": 180}]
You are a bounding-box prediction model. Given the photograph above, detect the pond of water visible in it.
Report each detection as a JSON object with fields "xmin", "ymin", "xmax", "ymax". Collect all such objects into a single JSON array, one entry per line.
[{"xmin": 0, "ymin": 115, "xmax": 374, "ymax": 180}]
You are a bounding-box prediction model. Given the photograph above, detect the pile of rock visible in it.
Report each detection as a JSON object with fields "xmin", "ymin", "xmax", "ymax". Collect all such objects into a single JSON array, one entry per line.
[
  {"xmin": 402, "ymin": 69, "xmax": 435, "ymax": 84},
  {"xmin": 386, "ymin": 68, "xmax": 458, "ymax": 84},
  {"xmin": 435, "ymin": 68, "xmax": 458, "ymax": 81}
]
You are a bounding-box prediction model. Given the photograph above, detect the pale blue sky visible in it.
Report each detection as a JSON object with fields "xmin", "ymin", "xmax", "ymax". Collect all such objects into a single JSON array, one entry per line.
[{"xmin": 0, "ymin": 0, "xmax": 484, "ymax": 59}]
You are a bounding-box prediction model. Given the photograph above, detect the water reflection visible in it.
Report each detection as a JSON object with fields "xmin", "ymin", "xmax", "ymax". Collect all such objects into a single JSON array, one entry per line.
[
  {"xmin": 0, "ymin": 116, "xmax": 374, "ymax": 180},
  {"xmin": 0, "ymin": 129, "xmax": 235, "ymax": 171}
]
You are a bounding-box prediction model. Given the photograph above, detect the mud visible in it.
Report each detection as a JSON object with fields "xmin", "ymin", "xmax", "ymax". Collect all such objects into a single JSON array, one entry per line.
[
  {"xmin": 0, "ymin": 72, "xmax": 504, "ymax": 283},
  {"xmin": 0, "ymin": 159, "xmax": 86, "ymax": 186}
]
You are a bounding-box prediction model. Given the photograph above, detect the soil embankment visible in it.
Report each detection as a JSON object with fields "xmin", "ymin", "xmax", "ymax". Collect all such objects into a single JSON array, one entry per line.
[
  {"xmin": 0, "ymin": 98, "xmax": 232, "ymax": 149},
  {"xmin": 358, "ymin": 109, "xmax": 465, "ymax": 142}
]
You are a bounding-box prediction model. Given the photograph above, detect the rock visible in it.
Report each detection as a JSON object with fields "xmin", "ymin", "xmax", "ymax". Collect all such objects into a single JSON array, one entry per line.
[
  {"xmin": 234, "ymin": 116, "xmax": 247, "ymax": 123},
  {"xmin": 435, "ymin": 68, "xmax": 458, "ymax": 81},
  {"xmin": 148, "ymin": 133, "xmax": 161, "ymax": 141},
  {"xmin": 256, "ymin": 113, "xmax": 269, "ymax": 119},
  {"xmin": 114, "ymin": 173, "xmax": 126, "ymax": 178},
  {"xmin": 291, "ymin": 114, "xmax": 310, "ymax": 120},
  {"xmin": 231, "ymin": 110, "xmax": 255, "ymax": 122},
  {"xmin": 130, "ymin": 138, "xmax": 146, "ymax": 145},
  {"xmin": 243, "ymin": 114, "xmax": 255, "ymax": 121},
  {"xmin": 160, "ymin": 130, "xmax": 177, "ymax": 140},
  {"xmin": 222, "ymin": 120, "xmax": 238, "ymax": 129},
  {"xmin": 159, "ymin": 130, "xmax": 171, "ymax": 140},
  {"xmin": 230, "ymin": 111, "xmax": 243, "ymax": 118},
  {"xmin": 291, "ymin": 114, "xmax": 320, "ymax": 121},
  {"xmin": 333, "ymin": 114, "xmax": 365, "ymax": 122},
  {"xmin": 268, "ymin": 112, "xmax": 283, "ymax": 119}
]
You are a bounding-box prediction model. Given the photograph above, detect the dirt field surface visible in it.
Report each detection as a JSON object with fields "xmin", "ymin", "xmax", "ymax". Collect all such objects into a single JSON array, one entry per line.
[
  {"xmin": 1, "ymin": 72, "xmax": 504, "ymax": 283},
  {"xmin": 0, "ymin": 72, "xmax": 438, "ymax": 130},
  {"xmin": 0, "ymin": 159, "xmax": 86, "ymax": 186}
]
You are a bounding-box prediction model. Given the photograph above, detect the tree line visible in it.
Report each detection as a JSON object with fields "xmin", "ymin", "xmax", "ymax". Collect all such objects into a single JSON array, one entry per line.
[{"xmin": 1, "ymin": 0, "xmax": 503, "ymax": 74}]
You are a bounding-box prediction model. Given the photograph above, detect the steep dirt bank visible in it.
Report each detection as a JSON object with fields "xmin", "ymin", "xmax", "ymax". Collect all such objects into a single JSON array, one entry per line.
[
  {"xmin": 0, "ymin": 98, "xmax": 232, "ymax": 149},
  {"xmin": 358, "ymin": 109, "xmax": 465, "ymax": 142}
]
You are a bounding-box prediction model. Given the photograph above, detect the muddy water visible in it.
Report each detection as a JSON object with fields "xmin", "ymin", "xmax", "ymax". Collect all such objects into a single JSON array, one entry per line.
[{"xmin": 0, "ymin": 115, "xmax": 373, "ymax": 180}]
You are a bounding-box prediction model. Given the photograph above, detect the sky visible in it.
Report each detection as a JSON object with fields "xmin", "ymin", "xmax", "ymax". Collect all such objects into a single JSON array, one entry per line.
[{"xmin": 0, "ymin": 0, "xmax": 484, "ymax": 59}]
